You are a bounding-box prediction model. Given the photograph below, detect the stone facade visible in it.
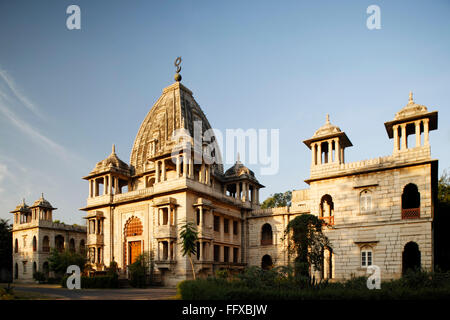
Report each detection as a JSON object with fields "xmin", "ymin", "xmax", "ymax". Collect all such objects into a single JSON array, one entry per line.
[
  {"xmin": 80, "ymin": 71, "xmax": 439, "ymax": 286},
  {"xmin": 11, "ymin": 195, "xmax": 86, "ymax": 282}
]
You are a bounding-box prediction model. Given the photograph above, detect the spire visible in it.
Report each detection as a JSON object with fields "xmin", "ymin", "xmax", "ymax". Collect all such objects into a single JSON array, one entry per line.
[
  {"xmin": 237, "ymin": 152, "xmax": 241, "ymax": 163},
  {"xmin": 408, "ymin": 91, "xmax": 414, "ymax": 104},
  {"xmin": 112, "ymin": 144, "xmax": 116, "ymax": 154},
  {"xmin": 174, "ymin": 57, "xmax": 182, "ymax": 82},
  {"xmin": 41, "ymin": 193, "xmax": 44, "ymax": 199},
  {"xmin": 326, "ymin": 113, "xmax": 330, "ymax": 124}
]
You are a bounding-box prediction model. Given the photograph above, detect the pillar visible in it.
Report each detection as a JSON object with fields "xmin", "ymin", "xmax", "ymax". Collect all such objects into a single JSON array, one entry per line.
[
  {"xmin": 311, "ymin": 143, "xmax": 316, "ymax": 166},
  {"xmin": 317, "ymin": 143, "xmax": 322, "ymax": 165},
  {"xmin": 328, "ymin": 140, "xmax": 333, "ymax": 163},
  {"xmin": 189, "ymin": 156, "xmax": 194, "ymax": 178},
  {"xmin": 199, "ymin": 240, "xmax": 203, "ymax": 261},
  {"xmin": 89, "ymin": 180, "xmax": 92, "ymax": 198},
  {"xmin": 415, "ymin": 120, "xmax": 421, "ymax": 147},
  {"xmin": 236, "ymin": 183, "xmax": 240, "ymax": 200},
  {"xmin": 424, "ymin": 118, "xmax": 429, "ymax": 145},
  {"xmin": 393, "ymin": 124, "xmax": 399, "ymax": 152},
  {"xmin": 155, "ymin": 161, "xmax": 160, "ymax": 183},
  {"xmin": 161, "ymin": 160, "xmax": 166, "ymax": 181},
  {"xmin": 176, "ymin": 157, "xmax": 180, "ymax": 177},
  {"xmin": 109, "ymin": 174, "xmax": 113, "ymax": 195},
  {"xmin": 183, "ymin": 155, "xmax": 187, "ymax": 177},
  {"xmin": 335, "ymin": 138, "xmax": 340, "ymax": 163},
  {"xmin": 103, "ymin": 176, "xmax": 107, "ymax": 195},
  {"xmin": 401, "ymin": 124, "xmax": 407, "ymax": 150}
]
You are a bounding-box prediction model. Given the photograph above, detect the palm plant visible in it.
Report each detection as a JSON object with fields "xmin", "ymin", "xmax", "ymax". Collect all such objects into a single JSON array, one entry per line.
[{"xmin": 179, "ymin": 221, "xmax": 198, "ymax": 280}]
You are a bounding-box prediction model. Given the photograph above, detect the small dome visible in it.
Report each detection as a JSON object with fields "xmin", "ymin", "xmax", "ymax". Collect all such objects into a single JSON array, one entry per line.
[
  {"xmin": 31, "ymin": 194, "xmax": 54, "ymax": 209},
  {"xmin": 394, "ymin": 92, "xmax": 428, "ymax": 120},
  {"xmin": 225, "ymin": 157, "xmax": 256, "ymax": 179},
  {"xmin": 90, "ymin": 145, "xmax": 130, "ymax": 175},
  {"xmin": 312, "ymin": 114, "xmax": 342, "ymax": 138},
  {"xmin": 10, "ymin": 199, "xmax": 30, "ymax": 213}
]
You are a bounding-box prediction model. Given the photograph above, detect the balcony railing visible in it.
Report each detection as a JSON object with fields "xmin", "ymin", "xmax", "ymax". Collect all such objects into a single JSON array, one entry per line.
[
  {"xmin": 402, "ymin": 208, "xmax": 420, "ymax": 219},
  {"xmin": 260, "ymin": 239, "xmax": 273, "ymax": 246},
  {"xmin": 319, "ymin": 216, "xmax": 335, "ymax": 226}
]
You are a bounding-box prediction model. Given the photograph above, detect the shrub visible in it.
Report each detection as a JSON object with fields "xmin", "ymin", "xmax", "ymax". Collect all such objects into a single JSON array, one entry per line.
[
  {"xmin": 33, "ymin": 271, "xmax": 46, "ymax": 283},
  {"xmin": 128, "ymin": 254, "xmax": 149, "ymax": 288}
]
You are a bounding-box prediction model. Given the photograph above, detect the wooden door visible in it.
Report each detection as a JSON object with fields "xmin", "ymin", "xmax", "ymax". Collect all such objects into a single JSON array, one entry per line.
[{"xmin": 129, "ymin": 241, "xmax": 141, "ymax": 265}]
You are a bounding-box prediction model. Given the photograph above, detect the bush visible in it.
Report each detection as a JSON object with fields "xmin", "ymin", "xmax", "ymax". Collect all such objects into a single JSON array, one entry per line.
[
  {"xmin": 33, "ymin": 271, "xmax": 46, "ymax": 283},
  {"xmin": 128, "ymin": 254, "xmax": 149, "ymax": 288},
  {"xmin": 177, "ymin": 268, "xmax": 450, "ymax": 300}
]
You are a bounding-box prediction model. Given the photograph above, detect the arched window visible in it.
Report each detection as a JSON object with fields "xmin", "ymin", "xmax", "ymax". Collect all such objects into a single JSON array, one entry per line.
[
  {"xmin": 361, "ymin": 246, "xmax": 373, "ymax": 267},
  {"xmin": 320, "ymin": 194, "xmax": 334, "ymax": 225},
  {"xmin": 261, "ymin": 255, "xmax": 273, "ymax": 270},
  {"xmin": 69, "ymin": 238, "xmax": 75, "ymax": 252},
  {"xmin": 80, "ymin": 240, "xmax": 85, "ymax": 254},
  {"xmin": 32, "ymin": 236, "xmax": 37, "ymax": 252},
  {"xmin": 43, "ymin": 236, "xmax": 50, "ymax": 252},
  {"xmin": 14, "ymin": 238, "xmax": 18, "ymax": 253},
  {"xmin": 261, "ymin": 223, "xmax": 273, "ymax": 245},
  {"xmin": 55, "ymin": 235, "xmax": 65, "ymax": 252},
  {"xmin": 401, "ymin": 183, "xmax": 420, "ymax": 219}
]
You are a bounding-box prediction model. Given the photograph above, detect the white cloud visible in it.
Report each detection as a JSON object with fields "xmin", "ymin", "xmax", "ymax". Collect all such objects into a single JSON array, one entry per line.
[{"xmin": 0, "ymin": 69, "xmax": 44, "ymax": 120}]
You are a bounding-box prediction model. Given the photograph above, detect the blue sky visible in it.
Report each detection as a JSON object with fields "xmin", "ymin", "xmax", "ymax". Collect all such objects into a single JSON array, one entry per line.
[{"xmin": 0, "ymin": 0, "xmax": 449, "ymax": 225}]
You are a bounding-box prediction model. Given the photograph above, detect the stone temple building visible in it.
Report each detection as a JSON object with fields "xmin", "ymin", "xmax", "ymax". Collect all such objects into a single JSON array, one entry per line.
[
  {"xmin": 81, "ymin": 67, "xmax": 439, "ymax": 285},
  {"xmin": 11, "ymin": 195, "xmax": 86, "ymax": 282}
]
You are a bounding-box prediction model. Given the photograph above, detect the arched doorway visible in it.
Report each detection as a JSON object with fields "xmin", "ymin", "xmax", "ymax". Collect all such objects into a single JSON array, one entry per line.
[
  {"xmin": 261, "ymin": 255, "xmax": 273, "ymax": 270},
  {"xmin": 124, "ymin": 217, "xmax": 143, "ymax": 266},
  {"xmin": 402, "ymin": 241, "xmax": 421, "ymax": 274},
  {"xmin": 322, "ymin": 247, "xmax": 333, "ymax": 279}
]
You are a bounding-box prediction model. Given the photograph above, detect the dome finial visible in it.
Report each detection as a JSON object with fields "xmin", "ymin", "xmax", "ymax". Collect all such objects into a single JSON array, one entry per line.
[
  {"xmin": 326, "ymin": 113, "xmax": 330, "ymax": 124},
  {"xmin": 409, "ymin": 91, "xmax": 414, "ymax": 104},
  {"xmin": 174, "ymin": 57, "xmax": 182, "ymax": 82},
  {"xmin": 112, "ymin": 144, "xmax": 116, "ymax": 154},
  {"xmin": 237, "ymin": 152, "xmax": 240, "ymax": 163},
  {"xmin": 41, "ymin": 193, "xmax": 44, "ymax": 199}
]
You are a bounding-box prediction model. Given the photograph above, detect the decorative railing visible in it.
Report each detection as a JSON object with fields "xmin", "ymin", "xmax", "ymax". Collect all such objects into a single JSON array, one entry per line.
[
  {"xmin": 42, "ymin": 246, "xmax": 50, "ymax": 253},
  {"xmin": 319, "ymin": 216, "xmax": 335, "ymax": 226},
  {"xmin": 260, "ymin": 239, "xmax": 273, "ymax": 246},
  {"xmin": 402, "ymin": 208, "xmax": 420, "ymax": 219}
]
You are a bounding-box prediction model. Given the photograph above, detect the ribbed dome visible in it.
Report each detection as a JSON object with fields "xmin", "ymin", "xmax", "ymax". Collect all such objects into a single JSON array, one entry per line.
[
  {"xmin": 90, "ymin": 145, "xmax": 130, "ymax": 176},
  {"xmin": 129, "ymin": 81, "xmax": 223, "ymax": 175},
  {"xmin": 31, "ymin": 194, "xmax": 55, "ymax": 209},
  {"xmin": 224, "ymin": 158, "xmax": 258, "ymax": 182},
  {"xmin": 10, "ymin": 200, "xmax": 30, "ymax": 213},
  {"xmin": 312, "ymin": 114, "xmax": 342, "ymax": 138},
  {"xmin": 395, "ymin": 92, "xmax": 428, "ymax": 120}
]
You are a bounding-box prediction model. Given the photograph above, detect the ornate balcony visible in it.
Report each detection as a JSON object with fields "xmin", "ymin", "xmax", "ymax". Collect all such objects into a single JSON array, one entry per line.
[
  {"xmin": 402, "ymin": 208, "xmax": 420, "ymax": 219},
  {"xmin": 155, "ymin": 225, "xmax": 177, "ymax": 239},
  {"xmin": 88, "ymin": 233, "xmax": 104, "ymax": 245}
]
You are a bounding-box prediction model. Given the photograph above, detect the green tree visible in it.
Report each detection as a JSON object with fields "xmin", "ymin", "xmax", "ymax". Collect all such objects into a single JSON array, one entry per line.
[
  {"xmin": 179, "ymin": 221, "xmax": 198, "ymax": 280},
  {"xmin": 128, "ymin": 253, "xmax": 149, "ymax": 288},
  {"xmin": 47, "ymin": 249, "xmax": 86, "ymax": 278},
  {"xmin": 0, "ymin": 219, "xmax": 12, "ymax": 281},
  {"xmin": 285, "ymin": 214, "xmax": 331, "ymax": 279},
  {"xmin": 261, "ymin": 191, "xmax": 292, "ymax": 209},
  {"xmin": 438, "ymin": 169, "xmax": 450, "ymax": 205}
]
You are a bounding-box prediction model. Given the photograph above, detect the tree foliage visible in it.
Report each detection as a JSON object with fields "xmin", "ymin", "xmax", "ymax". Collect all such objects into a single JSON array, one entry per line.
[
  {"xmin": 47, "ymin": 249, "xmax": 86, "ymax": 278},
  {"xmin": 285, "ymin": 214, "xmax": 331, "ymax": 278},
  {"xmin": 261, "ymin": 191, "xmax": 292, "ymax": 209},
  {"xmin": 438, "ymin": 169, "xmax": 450, "ymax": 206},
  {"xmin": 128, "ymin": 253, "xmax": 150, "ymax": 288},
  {"xmin": 0, "ymin": 219, "xmax": 12, "ymax": 276},
  {"xmin": 179, "ymin": 221, "xmax": 198, "ymax": 280}
]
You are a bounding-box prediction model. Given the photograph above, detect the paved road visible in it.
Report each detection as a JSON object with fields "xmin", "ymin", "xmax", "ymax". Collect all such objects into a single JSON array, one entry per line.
[{"xmin": 12, "ymin": 284, "xmax": 178, "ymax": 300}]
